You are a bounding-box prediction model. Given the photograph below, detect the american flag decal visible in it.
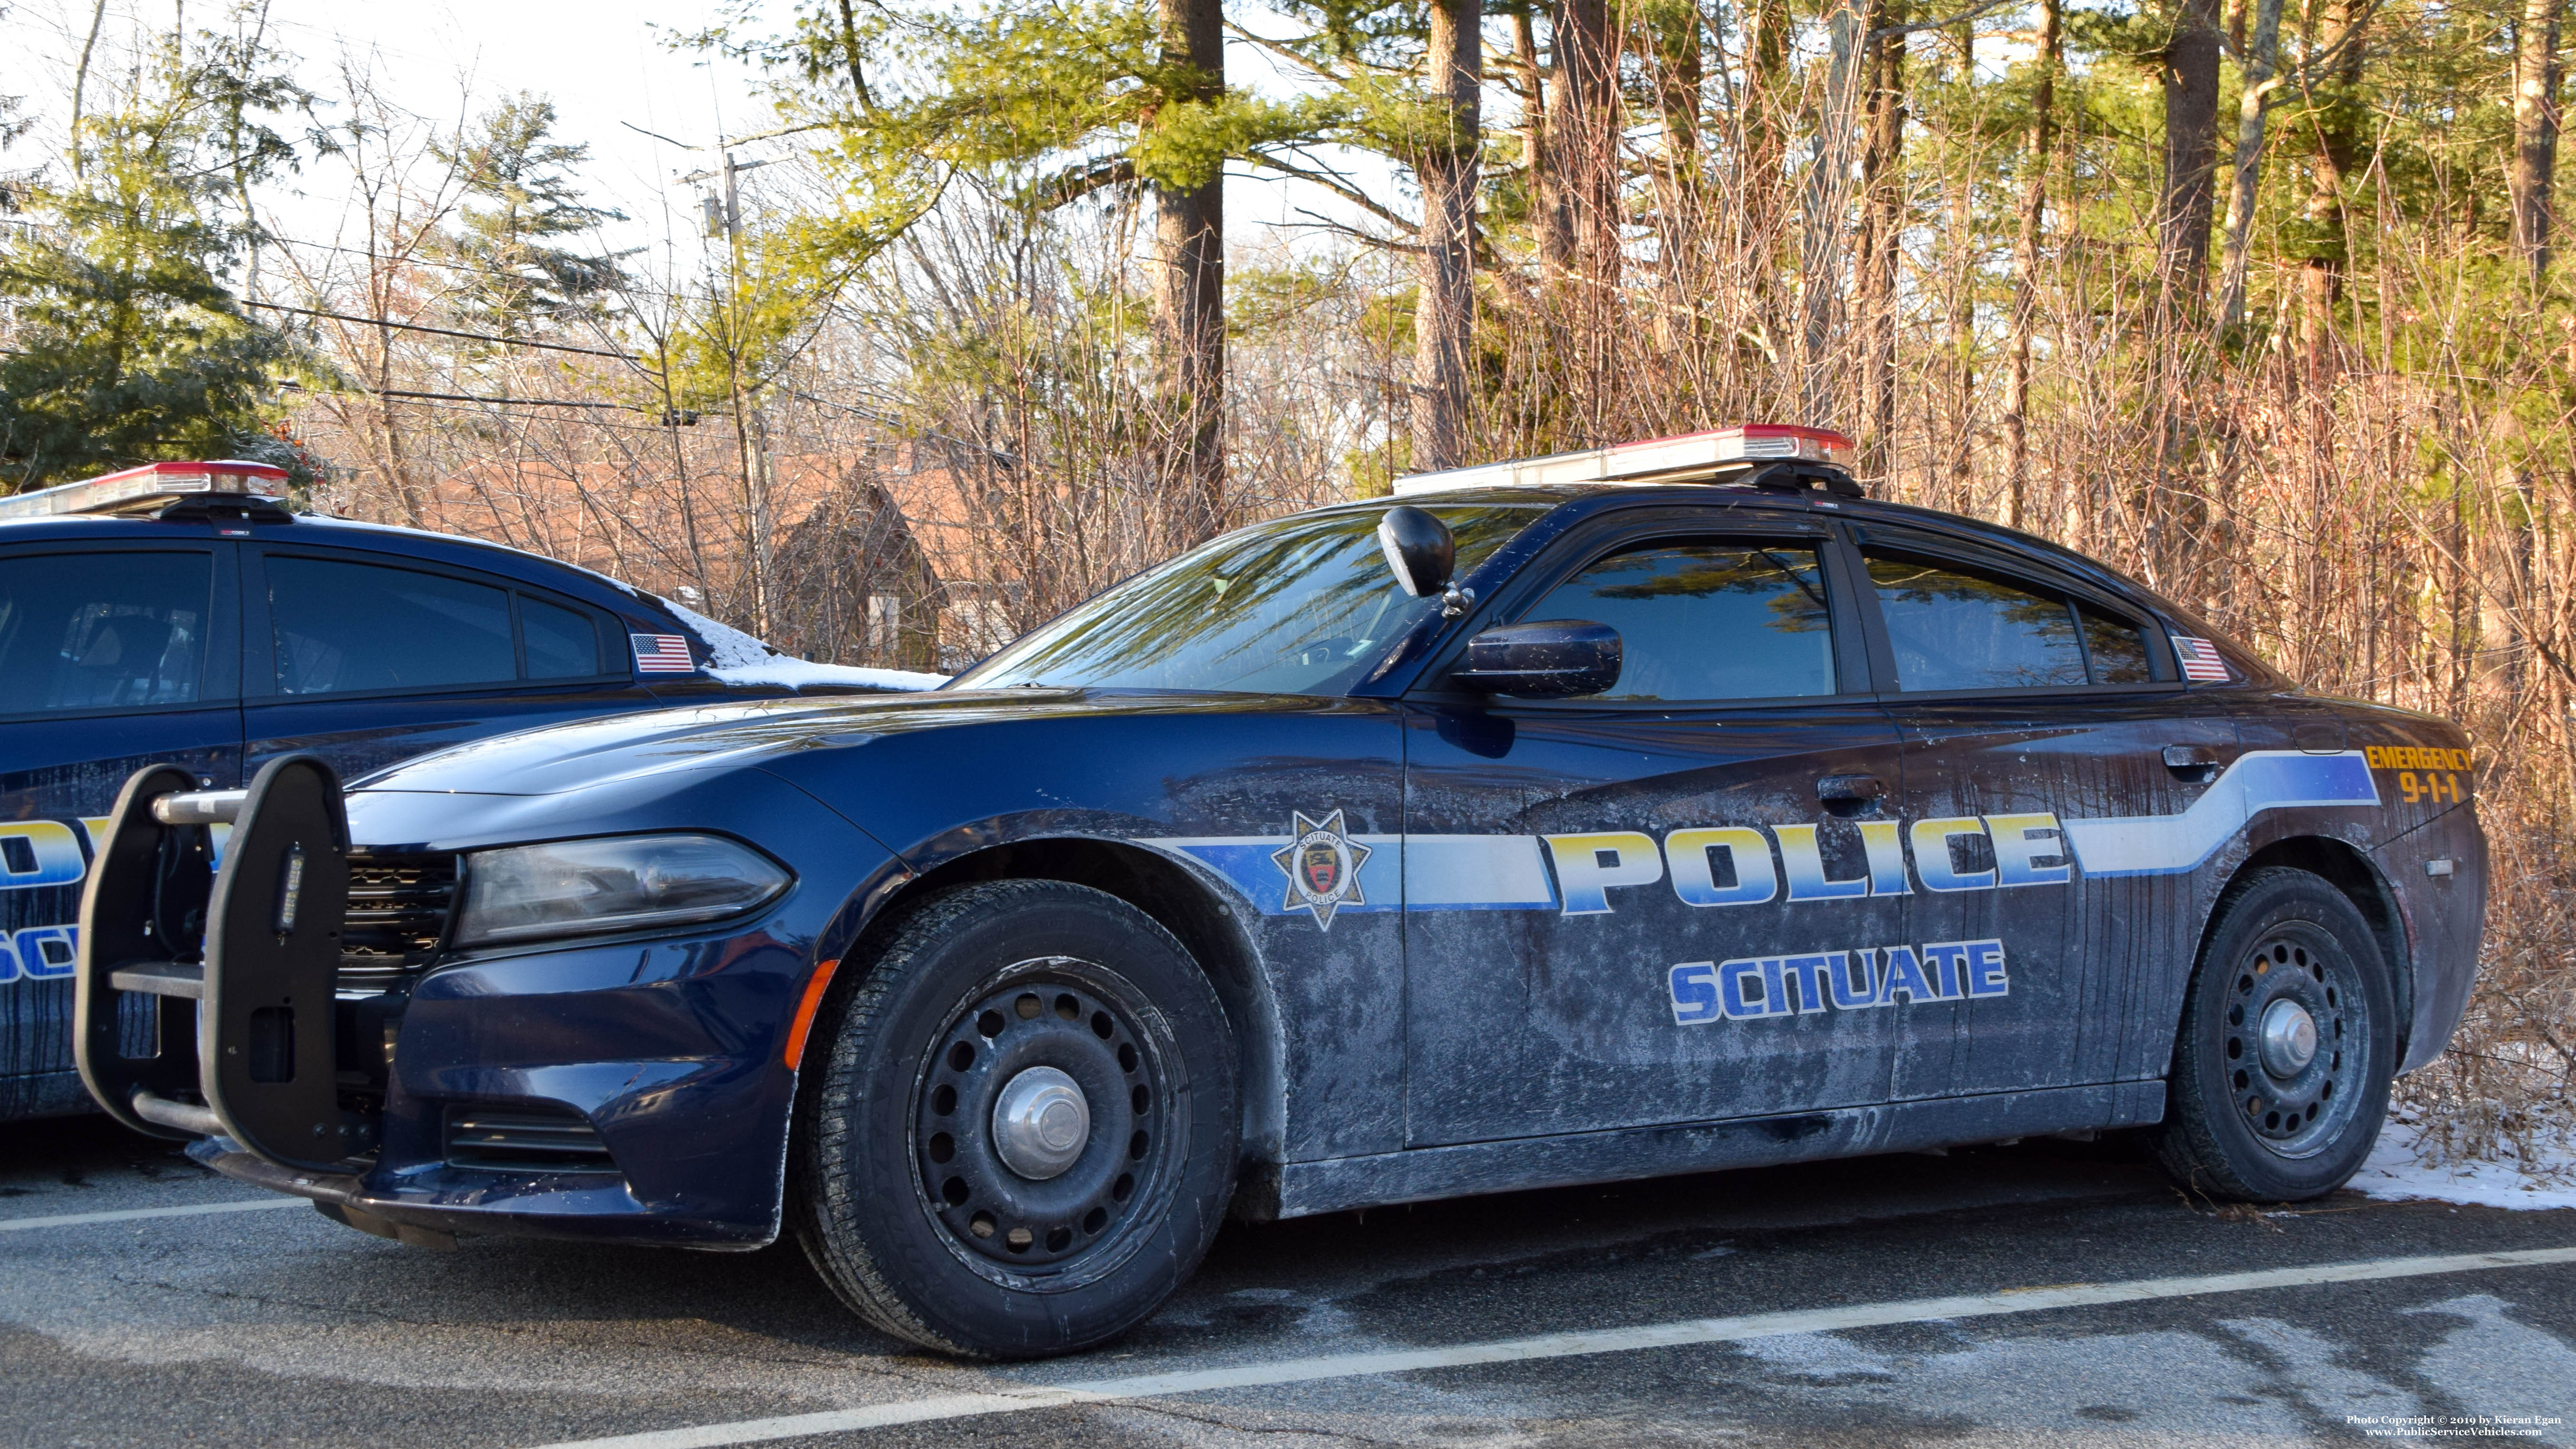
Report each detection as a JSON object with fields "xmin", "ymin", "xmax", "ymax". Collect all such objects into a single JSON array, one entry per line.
[
  {"xmin": 2171, "ymin": 635, "xmax": 2231, "ymax": 682},
  {"xmin": 631, "ymin": 633, "xmax": 697, "ymax": 674}
]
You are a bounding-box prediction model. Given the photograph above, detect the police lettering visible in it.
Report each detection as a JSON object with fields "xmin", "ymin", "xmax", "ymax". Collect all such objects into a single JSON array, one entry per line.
[
  {"xmin": 1669, "ymin": 938, "xmax": 2009, "ymax": 1025},
  {"xmin": 1542, "ymin": 815, "xmax": 2067, "ymax": 916}
]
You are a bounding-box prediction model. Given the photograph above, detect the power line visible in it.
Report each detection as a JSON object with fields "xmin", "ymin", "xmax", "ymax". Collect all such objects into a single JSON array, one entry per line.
[
  {"xmin": 246, "ymin": 301, "xmax": 642, "ymax": 361},
  {"xmin": 260, "ymin": 230, "xmax": 710, "ymax": 307},
  {"xmin": 283, "ymin": 380, "xmax": 660, "ymax": 412}
]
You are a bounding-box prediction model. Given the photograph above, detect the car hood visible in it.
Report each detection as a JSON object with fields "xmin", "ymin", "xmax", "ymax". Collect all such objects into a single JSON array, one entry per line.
[{"xmin": 346, "ymin": 687, "xmax": 1278, "ymax": 798}]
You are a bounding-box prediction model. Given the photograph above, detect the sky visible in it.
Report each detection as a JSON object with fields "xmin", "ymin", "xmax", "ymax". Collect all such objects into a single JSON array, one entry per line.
[
  {"xmin": 0, "ymin": 0, "xmax": 1403, "ymax": 285},
  {"xmin": 2, "ymin": 0, "xmax": 779, "ymax": 270}
]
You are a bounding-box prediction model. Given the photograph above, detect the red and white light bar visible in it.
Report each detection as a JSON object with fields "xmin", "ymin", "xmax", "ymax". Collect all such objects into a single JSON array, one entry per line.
[
  {"xmin": 0, "ymin": 460, "xmax": 291, "ymax": 520},
  {"xmin": 1391, "ymin": 424, "xmax": 1855, "ymax": 496}
]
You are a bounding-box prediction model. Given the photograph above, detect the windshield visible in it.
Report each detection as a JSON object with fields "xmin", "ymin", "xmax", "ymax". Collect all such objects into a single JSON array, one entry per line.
[{"xmin": 955, "ymin": 503, "xmax": 1543, "ymax": 695}]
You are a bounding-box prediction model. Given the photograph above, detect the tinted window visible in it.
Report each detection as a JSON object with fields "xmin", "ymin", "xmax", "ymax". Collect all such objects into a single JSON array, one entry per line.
[
  {"xmin": 958, "ymin": 504, "xmax": 1542, "ymax": 695},
  {"xmin": 1867, "ymin": 554, "xmax": 2086, "ymax": 691},
  {"xmin": 1524, "ymin": 540, "xmax": 1835, "ymax": 701},
  {"xmin": 521, "ymin": 596, "xmax": 602, "ymax": 678},
  {"xmin": 0, "ymin": 551, "xmax": 215, "ymax": 714},
  {"xmin": 269, "ymin": 557, "xmax": 515, "ymax": 695},
  {"xmin": 2080, "ymin": 607, "xmax": 2153, "ymax": 683}
]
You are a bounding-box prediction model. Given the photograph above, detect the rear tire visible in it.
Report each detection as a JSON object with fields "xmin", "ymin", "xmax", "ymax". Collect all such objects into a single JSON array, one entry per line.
[
  {"xmin": 2153, "ymin": 868, "xmax": 2396, "ymax": 1202},
  {"xmin": 794, "ymin": 880, "xmax": 1238, "ymax": 1359}
]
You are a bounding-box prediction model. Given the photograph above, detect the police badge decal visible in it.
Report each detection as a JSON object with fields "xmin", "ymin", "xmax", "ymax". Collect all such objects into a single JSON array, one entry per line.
[{"xmin": 1271, "ymin": 810, "xmax": 1372, "ymax": 929}]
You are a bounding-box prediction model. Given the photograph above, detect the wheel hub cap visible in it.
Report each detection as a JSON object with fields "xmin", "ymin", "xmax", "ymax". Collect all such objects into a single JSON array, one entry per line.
[
  {"xmin": 992, "ymin": 1066, "xmax": 1090, "ymax": 1180},
  {"xmin": 2258, "ymin": 998, "xmax": 2319, "ymax": 1077}
]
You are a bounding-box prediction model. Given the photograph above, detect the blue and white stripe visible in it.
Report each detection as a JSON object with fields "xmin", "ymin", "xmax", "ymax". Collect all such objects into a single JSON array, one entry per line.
[
  {"xmin": 2058, "ymin": 750, "xmax": 2378, "ymax": 878},
  {"xmin": 1142, "ymin": 749, "xmax": 2383, "ymax": 915}
]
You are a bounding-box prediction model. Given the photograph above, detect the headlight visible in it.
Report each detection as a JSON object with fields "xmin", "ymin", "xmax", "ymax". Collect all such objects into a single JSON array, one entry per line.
[{"xmin": 452, "ymin": 834, "xmax": 792, "ymax": 948}]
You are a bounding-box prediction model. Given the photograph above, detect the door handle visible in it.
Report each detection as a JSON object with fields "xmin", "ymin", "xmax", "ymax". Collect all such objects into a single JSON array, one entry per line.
[
  {"xmin": 2162, "ymin": 744, "xmax": 2223, "ymax": 782},
  {"xmin": 1816, "ymin": 773, "xmax": 1885, "ymax": 817}
]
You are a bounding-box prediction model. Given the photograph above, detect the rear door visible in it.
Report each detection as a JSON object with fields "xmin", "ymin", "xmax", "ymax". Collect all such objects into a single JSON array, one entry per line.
[
  {"xmin": 1853, "ymin": 527, "xmax": 2231, "ymax": 1100},
  {"xmin": 243, "ymin": 546, "xmax": 659, "ymax": 783},
  {"xmin": 1402, "ymin": 511, "xmax": 1909, "ymax": 1145},
  {"xmin": 0, "ymin": 538, "xmax": 242, "ymax": 1116}
]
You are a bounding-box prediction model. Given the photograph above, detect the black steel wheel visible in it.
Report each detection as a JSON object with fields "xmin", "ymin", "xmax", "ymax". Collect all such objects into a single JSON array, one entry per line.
[
  {"xmin": 794, "ymin": 880, "xmax": 1237, "ymax": 1359},
  {"xmin": 913, "ymin": 964, "xmax": 1183, "ymax": 1282},
  {"xmin": 2155, "ymin": 868, "xmax": 2396, "ymax": 1202}
]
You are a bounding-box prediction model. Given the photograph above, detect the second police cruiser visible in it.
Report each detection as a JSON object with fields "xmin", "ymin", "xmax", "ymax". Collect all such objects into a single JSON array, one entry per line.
[
  {"xmin": 0, "ymin": 461, "xmax": 930, "ymax": 1122},
  {"xmin": 74, "ymin": 425, "xmax": 2487, "ymax": 1360}
]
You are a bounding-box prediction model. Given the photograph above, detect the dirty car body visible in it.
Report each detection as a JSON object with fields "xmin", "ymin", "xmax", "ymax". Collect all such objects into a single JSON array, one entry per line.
[{"xmin": 76, "ymin": 468, "xmax": 2487, "ymax": 1306}]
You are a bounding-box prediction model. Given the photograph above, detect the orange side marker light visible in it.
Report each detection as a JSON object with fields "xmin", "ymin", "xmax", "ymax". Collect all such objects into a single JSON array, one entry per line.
[{"xmin": 784, "ymin": 957, "xmax": 843, "ymax": 1070}]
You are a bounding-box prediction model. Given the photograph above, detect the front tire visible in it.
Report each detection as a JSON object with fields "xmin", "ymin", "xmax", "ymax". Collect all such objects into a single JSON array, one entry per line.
[
  {"xmin": 2154, "ymin": 868, "xmax": 2396, "ymax": 1202},
  {"xmin": 794, "ymin": 880, "xmax": 1238, "ymax": 1359}
]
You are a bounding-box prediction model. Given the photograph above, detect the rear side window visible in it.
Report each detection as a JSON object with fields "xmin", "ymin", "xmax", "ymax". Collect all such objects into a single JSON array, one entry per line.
[
  {"xmin": 520, "ymin": 596, "xmax": 603, "ymax": 678},
  {"xmin": 1524, "ymin": 539, "xmax": 1836, "ymax": 701},
  {"xmin": 0, "ymin": 551, "xmax": 216, "ymax": 714},
  {"xmin": 2079, "ymin": 607, "xmax": 2154, "ymax": 683},
  {"xmin": 1866, "ymin": 554, "xmax": 2086, "ymax": 692},
  {"xmin": 264, "ymin": 555, "xmax": 614, "ymax": 695},
  {"xmin": 269, "ymin": 557, "xmax": 517, "ymax": 695}
]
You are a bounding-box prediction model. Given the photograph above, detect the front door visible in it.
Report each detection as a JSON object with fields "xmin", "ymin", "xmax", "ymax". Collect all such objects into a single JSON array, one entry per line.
[{"xmin": 1403, "ymin": 521, "xmax": 1908, "ymax": 1145}]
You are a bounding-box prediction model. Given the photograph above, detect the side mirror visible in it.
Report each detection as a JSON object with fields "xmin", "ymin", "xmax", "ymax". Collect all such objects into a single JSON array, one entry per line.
[
  {"xmin": 1451, "ymin": 620, "xmax": 1622, "ymax": 698},
  {"xmin": 1377, "ymin": 506, "xmax": 1476, "ymax": 617}
]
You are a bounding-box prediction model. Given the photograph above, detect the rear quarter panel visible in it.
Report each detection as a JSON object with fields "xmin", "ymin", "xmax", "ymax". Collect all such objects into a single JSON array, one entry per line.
[
  {"xmin": 2335, "ymin": 708, "xmax": 2488, "ymax": 1072},
  {"xmin": 2270, "ymin": 697, "xmax": 2487, "ymax": 1073}
]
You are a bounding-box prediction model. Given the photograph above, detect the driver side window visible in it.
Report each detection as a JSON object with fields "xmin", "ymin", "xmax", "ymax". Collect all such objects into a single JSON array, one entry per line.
[{"xmin": 1523, "ymin": 538, "xmax": 1837, "ymax": 701}]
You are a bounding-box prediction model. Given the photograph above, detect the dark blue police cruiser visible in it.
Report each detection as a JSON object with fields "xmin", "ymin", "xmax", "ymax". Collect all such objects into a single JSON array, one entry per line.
[
  {"xmin": 73, "ymin": 426, "xmax": 2487, "ymax": 1361},
  {"xmin": 2, "ymin": 460, "xmax": 925, "ymax": 1120}
]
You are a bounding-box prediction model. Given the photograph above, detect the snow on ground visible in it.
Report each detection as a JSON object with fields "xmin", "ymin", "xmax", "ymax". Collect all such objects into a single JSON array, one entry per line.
[
  {"xmin": 2351, "ymin": 1112, "xmax": 2576, "ymax": 1211},
  {"xmin": 666, "ymin": 600, "xmax": 949, "ymax": 693}
]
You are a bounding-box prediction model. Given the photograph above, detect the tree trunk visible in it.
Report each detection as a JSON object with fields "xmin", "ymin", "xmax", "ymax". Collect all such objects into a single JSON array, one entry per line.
[
  {"xmin": 1856, "ymin": 2, "xmax": 1907, "ymax": 480},
  {"xmin": 2302, "ymin": 0, "xmax": 2365, "ymax": 363},
  {"xmin": 1545, "ymin": 0, "xmax": 1619, "ymax": 435},
  {"xmin": 1154, "ymin": 0, "xmax": 1225, "ymax": 545},
  {"xmin": 2157, "ymin": 0, "xmax": 2225, "ymax": 323},
  {"xmin": 1545, "ymin": 0, "xmax": 1620, "ymax": 289},
  {"xmin": 1741, "ymin": 0, "xmax": 1793, "ymax": 251},
  {"xmin": 1942, "ymin": 20, "xmax": 1976, "ymax": 503},
  {"xmin": 1514, "ymin": 10, "xmax": 1546, "ymax": 225},
  {"xmin": 1413, "ymin": 0, "xmax": 1483, "ymax": 472},
  {"xmin": 1647, "ymin": 0, "xmax": 1704, "ymax": 352},
  {"xmin": 1798, "ymin": 0, "xmax": 1865, "ymax": 428},
  {"xmin": 1649, "ymin": 1, "xmax": 1701, "ymax": 186},
  {"xmin": 2513, "ymin": 0, "xmax": 2566, "ymax": 280},
  {"xmin": 68, "ymin": 0, "xmax": 107, "ymax": 177},
  {"xmin": 2216, "ymin": 0, "xmax": 2285, "ymax": 329},
  {"xmin": 1517, "ymin": 7, "xmax": 1565, "ymax": 281},
  {"xmin": 2005, "ymin": 0, "xmax": 2061, "ymax": 530}
]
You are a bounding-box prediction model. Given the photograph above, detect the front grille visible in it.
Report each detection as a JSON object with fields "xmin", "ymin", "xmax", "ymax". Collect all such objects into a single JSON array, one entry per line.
[
  {"xmin": 338, "ymin": 853, "xmax": 459, "ymax": 993},
  {"xmin": 443, "ymin": 1103, "xmax": 617, "ymax": 1174}
]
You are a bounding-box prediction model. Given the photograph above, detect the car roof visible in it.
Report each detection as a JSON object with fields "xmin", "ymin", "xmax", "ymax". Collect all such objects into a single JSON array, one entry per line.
[{"xmin": 0, "ymin": 509, "xmax": 670, "ymax": 621}]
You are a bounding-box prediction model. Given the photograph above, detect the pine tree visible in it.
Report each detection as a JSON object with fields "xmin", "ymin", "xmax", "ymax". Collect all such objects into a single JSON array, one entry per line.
[
  {"xmin": 430, "ymin": 95, "xmax": 631, "ymax": 343},
  {"xmin": 693, "ymin": 0, "xmax": 1320, "ymax": 547},
  {"xmin": 0, "ymin": 21, "xmax": 305, "ymax": 490}
]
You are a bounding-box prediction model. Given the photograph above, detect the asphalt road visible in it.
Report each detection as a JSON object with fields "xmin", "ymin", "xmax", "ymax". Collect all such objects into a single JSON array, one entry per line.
[{"xmin": 5, "ymin": 1114, "xmax": 2573, "ymax": 1449}]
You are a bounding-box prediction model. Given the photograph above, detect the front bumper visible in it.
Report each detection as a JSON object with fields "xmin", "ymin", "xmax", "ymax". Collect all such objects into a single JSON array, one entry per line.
[
  {"xmin": 80, "ymin": 758, "xmax": 903, "ymax": 1249},
  {"xmin": 248, "ymin": 925, "xmax": 824, "ymax": 1248}
]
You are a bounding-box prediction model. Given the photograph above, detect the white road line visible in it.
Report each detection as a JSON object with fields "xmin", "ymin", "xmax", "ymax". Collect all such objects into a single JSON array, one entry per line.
[
  {"xmin": 527, "ymin": 1244, "xmax": 2576, "ymax": 1449},
  {"xmin": 0, "ymin": 1197, "xmax": 308, "ymax": 1232}
]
